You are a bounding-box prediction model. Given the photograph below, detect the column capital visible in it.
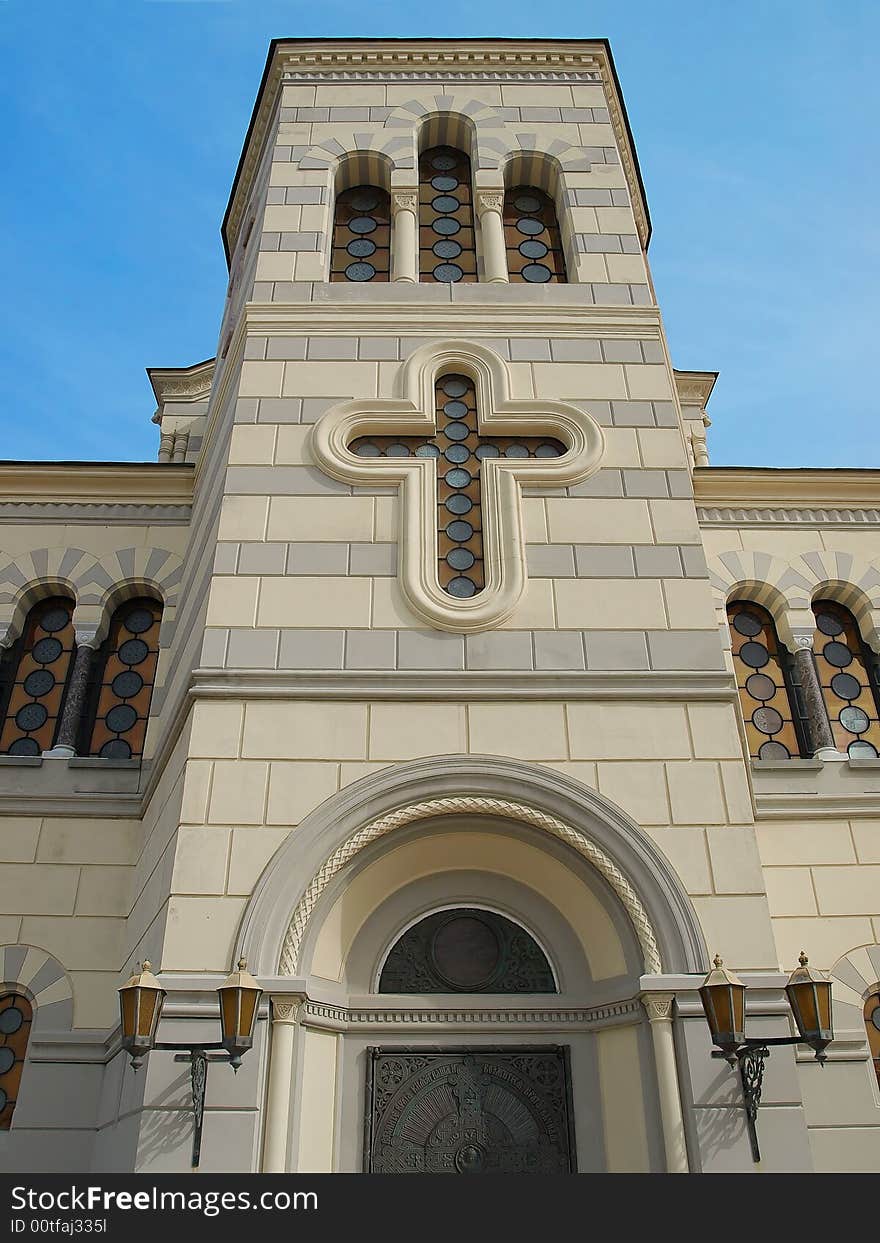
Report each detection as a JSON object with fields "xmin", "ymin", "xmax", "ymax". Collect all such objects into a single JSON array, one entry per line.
[
  {"xmin": 271, "ymin": 993, "xmax": 306, "ymax": 1024},
  {"xmin": 391, "ymin": 190, "xmax": 418, "ymax": 216},
  {"xmin": 74, "ymin": 626, "xmax": 100, "ymax": 650},
  {"xmin": 475, "ymin": 189, "xmax": 504, "ymax": 217},
  {"xmin": 791, "ymin": 632, "xmax": 814, "ymax": 650},
  {"xmin": 640, "ymin": 991, "xmax": 675, "ymax": 1023}
]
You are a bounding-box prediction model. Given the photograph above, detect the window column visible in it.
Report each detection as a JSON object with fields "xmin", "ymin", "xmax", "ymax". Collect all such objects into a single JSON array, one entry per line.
[
  {"xmin": 391, "ymin": 190, "xmax": 418, "ymax": 283},
  {"xmin": 475, "ymin": 190, "xmax": 508, "ymax": 283},
  {"xmin": 790, "ymin": 633, "xmax": 838, "ymax": 757}
]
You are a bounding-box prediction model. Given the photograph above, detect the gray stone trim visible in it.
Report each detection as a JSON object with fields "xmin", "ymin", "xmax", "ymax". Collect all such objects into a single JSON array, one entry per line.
[{"xmin": 0, "ymin": 504, "xmax": 191, "ymax": 525}]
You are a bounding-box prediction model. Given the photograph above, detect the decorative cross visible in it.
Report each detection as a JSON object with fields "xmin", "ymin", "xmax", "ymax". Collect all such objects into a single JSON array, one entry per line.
[{"xmin": 310, "ymin": 341, "xmax": 604, "ymax": 632}]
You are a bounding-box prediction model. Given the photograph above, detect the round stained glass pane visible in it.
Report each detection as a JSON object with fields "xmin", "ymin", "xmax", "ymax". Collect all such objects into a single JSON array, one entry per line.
[
  {"xmin": 0, "ymin": 1087, "xmax": 7, "ymax": 1110},
  {"xmin": 125, "ymin": 608, "xmax": 155, "ymax": 635},
  {"xmin": 752, "ymin": 706, "xmax": 783, "ymax": 735},
  {"xmin": 519, "ymin": 239, "xmax": 549, "ymax": 259},
  {"xmin": 447, "ymin": 576, "xmax": 477, "ymax": 598},
  {"xmin": 32, "ymin": 638, "xmax": 62, "ymax": 665},
  {"xmin": 870, "ymin": 1006, "xmax": 880, "ymax": 1032},
  {"xmin": 739, "ymin": 641, "xmax": 769, "ymax": 669},
  {"xmin": 522, "ymin": 263, "xmax": 552, "ymax": 283},
  {"xmin": 746, "ymin": 673, "xmax": 776, "ymax": 701},
  {"xmin": 432, "ymin": 217, "xmax": 461, "ymax": 236},
  {"xmin": 385, "ymin": 444, "xmax": 410, "ymax": 457},
  {"xmin": 445, "ymin": 468, "xmax": 471, "ymax": 489},
  {"xmin": 442, "ymin": 377, "xmax": 468, "ymax": 397},
  {"xmin": 446, "ymin": 520, "xmax": 474, "ymax": 542},
  {"xmin": 433, "ymin": 239, "xmax": 462, "ymax": 259},
  {"xmin": 432, "ymin": 195, "xmax": 460, "ymax": 214},
  {"xmin": 446, "ymin": 494, "xmax": 473, "ymax": 515},
  {"xmin": 759, "ymin": 740, "xmax": 790, "ymax": 761},
  {"xmin": 815, "ymin": 612, "xmax": 844, "ymax": 636},
  {"xmin": 831, "ymin": 672, "xmax": 861, "ymax": 701},
  {"xmin": 345, "ymin": 261, "xmax": 376, "ymax": 282},
  {"xmin": 348, "ymin": 216, "xmax": 377, "ymax": 235},
  {"xmin": 444, "ymin": 444, "xmax": 470, "ymax": 464},
  {"xmin": 347, "ymin": 237, "xmax": 376, "ymax": 258},
  {"xmin": 119, "ymin": 639, "xmax": 149, "ymax": 667},
  {"xmin": 354, "ymin": 443, "xmax": 381, "ymax": 457},
  {"xmin": 504, "ymin": 444, "xmax": 529, "ymax": 458},
  {"xmin": 475, "ymin": 445, "xmax": 500, "ymax": 460},
  {"xmin": 431, "ymin": 153, "xmax": 456, "ymax": 170},
  {"xmin": 840, "ymin": 705, "xmax": 870, "ymax": 734},
  {"xmin": 445, "ymin": 421, "xmax": 470, "ymax": 442},
  {"xmin": 8, "ymin": 737, "xmax": 39, "ymax": 757},
  {"xmin": 536, "ymin": 443, "xmax": 562, "ymax": 458},
  {"xmin": 433, "ymin": 263, "xmax": 463, "ymax": 283},
  {"xmin": 112, "ymin": 670, "xmax": 144, "ymax": 699},
  {"xmin": 431, "ymin": 915, "xmax": 501, "ymax": 988},
  {"xmin": 823, "ymin": 641, "xmax": 852, "ymax": 668},
  {"xmin": 732, "ymin": 611, "xmax": 763, "ymax": 637},
  {"xmin": 514, "ymin": 194, "xmax": 542, "ymax": 213},
  {"xmin": 23, "ymin": 669, "xmax": 54, "ymax": 698},
  {"xmin": 0, "ymin": 1047, "xmax": 14, "ymax": 1074},
  {"xmin": 101, "ymin": 738, "xmax": 132, "ymax": 760},
  {"xmin": 0, "ymin": 1005, "xmax": 24, "ymax": 1034},
  {"xmin": 106, "ymin": 704, "xmax": 137, "ymax": 735},
  {"xmin": 347, "ymin": 187, "xmax": 380, "ymax": 211},
  {"xmin": 517, "ymin": 217, "xmax": 545, "ymax": 236},
  {"xmin": 16, "ymin": 703, "xmax": 47, "ymax": 732},
  {"xmin": 431, "ymin": 175, "xmax": 458, "ymax": 192},
  {"xmin": 443, "ymin": 400, "xmax": 468, "ymax": 419},
  {"xmin": 848, "ymin": 740, "xmax": 878, "ymax": 758},
  {"xmin": 39, "ymin": 608, "xmax": 70, "ymax": 634},
  {"xmin": 415, "ymin": 444, "xmax": 440, "ymax": 459},
  {"xmin": 447, "ymin": 547, "xmax": 476, "ymax": 571}
]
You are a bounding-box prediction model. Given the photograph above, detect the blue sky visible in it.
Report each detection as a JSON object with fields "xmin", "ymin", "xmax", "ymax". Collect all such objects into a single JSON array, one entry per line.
[{"xmin": 0, "ymin": 1, "xmax": 876, "ymax": 467}]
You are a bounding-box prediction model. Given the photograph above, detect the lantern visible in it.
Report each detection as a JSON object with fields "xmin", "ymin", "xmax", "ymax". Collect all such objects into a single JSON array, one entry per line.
[
  {"xmin": 217, "ymin": 958, "xmax": 263, "ymax": 1070},
  {"xmin": 786, "ymin": 952, "xmax": 834, "ymax": 1063},
  {"xmin": 118, "ymin": 960, "xmax": 165, "ymax": 1069},
  {"xmin": 699, "ymin": 954, "xmax": 746, "ymax": 1059}
]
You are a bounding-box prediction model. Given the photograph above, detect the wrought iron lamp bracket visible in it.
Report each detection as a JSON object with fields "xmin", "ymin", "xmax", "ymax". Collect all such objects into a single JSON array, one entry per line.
[
  {"xmin": 153, "ymin": 1041, "xmax": 228, "ymax": 1169},
  {"xmin": 711, "ymin": 1036, "xmax": 810, "ymax": 1163}
]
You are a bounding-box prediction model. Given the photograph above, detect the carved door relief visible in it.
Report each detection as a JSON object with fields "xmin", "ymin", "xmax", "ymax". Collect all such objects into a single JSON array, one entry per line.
[{"xmin": 365, "ymin": 1047, "xmax": 576, "ymax": 1173}]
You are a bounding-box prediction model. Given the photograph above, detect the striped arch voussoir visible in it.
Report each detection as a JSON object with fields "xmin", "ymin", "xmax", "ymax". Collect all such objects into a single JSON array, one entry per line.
[
  {"xmin": 0, "ymin": 547, "xmax": 99, "ymax": 646},
  {"xmin": 0, "ymin": 943, "xmax": 74, "ymax": 1032}
]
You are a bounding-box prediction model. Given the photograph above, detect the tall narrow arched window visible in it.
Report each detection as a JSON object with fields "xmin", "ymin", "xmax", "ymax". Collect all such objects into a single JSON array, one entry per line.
[
  {"xmin": 728, "ymin": 601, "xmax": 803, "ymax": 760},
  {"xmin": 0, "ymin": 992, "xmax": 33, "ymax": 1129},
  {"xmin": 812, "ymin": 600, "xmax": 880, "ymax": 758},
  {"xmin": 865, "ymin": 991, "xmax": 880, "ymax": 1088},
  {"xmin": 330, "ymin": 185, "xmax": 391, "ymax": 282},
  {"xmin": 82, "ymin": 597, "xmax": 162, "ymax": 759},
  {"xmin": 0, "ymin": 596, "xmax": 76, "ymax": 756},
  {"xmin": 418, "ymin": 146, "xmax": 476, "ymax": 283},
  {"xmin": 504, "ymin": 186, "xmax": 567, "ymax": 283}
]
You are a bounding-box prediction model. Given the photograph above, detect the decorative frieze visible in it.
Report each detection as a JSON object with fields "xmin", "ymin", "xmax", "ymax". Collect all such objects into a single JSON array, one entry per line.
[{"xmin": 698, "ymin": 506, "xmax": 880, "ymax": 526}]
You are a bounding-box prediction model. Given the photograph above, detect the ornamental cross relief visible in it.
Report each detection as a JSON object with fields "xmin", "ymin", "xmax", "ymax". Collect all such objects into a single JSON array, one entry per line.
[{"xmin": 310, "ymin": 341, "xmax": 604, "ymax": 632}]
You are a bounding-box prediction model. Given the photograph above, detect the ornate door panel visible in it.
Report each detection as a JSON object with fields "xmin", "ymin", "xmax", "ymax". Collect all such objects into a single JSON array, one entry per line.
[{"xmin": 365, "ymin": 1047, "xmax": 576, "ymax": 1173}]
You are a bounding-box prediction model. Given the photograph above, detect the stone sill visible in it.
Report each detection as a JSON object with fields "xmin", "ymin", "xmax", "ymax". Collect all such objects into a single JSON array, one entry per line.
[
  {"xmin": 0, "ymin": 754, "xmax": 145, "ymax": 804},
  {"xmin": 751, "ymin": 758, "xmax": 822, "ymax": 772}
]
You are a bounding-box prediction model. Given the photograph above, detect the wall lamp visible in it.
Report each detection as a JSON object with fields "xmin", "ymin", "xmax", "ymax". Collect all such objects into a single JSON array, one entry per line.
[
  {"xmin": 118, "ymin": 958, "xmax": 262, "ymax": 1169},
  {"xmin": 699, "ymin": 951, "xmax": 833, "ymax": 1162}
]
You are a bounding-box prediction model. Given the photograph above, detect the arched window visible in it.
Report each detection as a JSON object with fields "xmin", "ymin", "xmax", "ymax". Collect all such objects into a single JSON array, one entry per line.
[
  {"xmin": 82, "ymin": 597, "xmax": 162, "ymax": 759},
  {"xmin": 330, "ymin": 185, "xmax": 391, "ymax": 282},
  {"xmin": 0, "ymin": 992, "xmax": 33, "ymax": 1130},
  {"xmin": 728, "ymin": 601, "xmax": 803, "ymax": 760},
  {"xmin": 504, "ymin": 186, "xmax": 567, "ymax": 283},
  {"xmin": 812, "ymin": 600, "xmax": 880, "ymax": 758},
  {"xmin": 419, "ymin": 146, "xmax": 476, "ymax": 284},
  {"xmin": 865, "ymin": 991, "xmax": 880, "ymax": 1088},
  {"xmin": 378, "ymin": 908, "xmax": 556, "ymax": 993},
  {"xmin": 0, "ymin": 596, "xmax": 76, "ymax": 756}
]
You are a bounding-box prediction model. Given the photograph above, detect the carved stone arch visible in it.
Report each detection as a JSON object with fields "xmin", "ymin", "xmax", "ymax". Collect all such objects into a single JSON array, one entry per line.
[
  {"xmin": 385, "ymin": 96, "xmax": 509, "ymax": 171},
  {"xmin": 234, "ymin": 755, "xmax": 708, "ymax": 979},
  {"xmin": 0, "ymin": 548, "xmax": 96, "ymax": 647},
  {"xmin": 790, "ymin": 550, "xmax": 880, "ymax": 648},
  {"xmin": 72, "ymin": 549, "xmax": 182, "ymax": 645},
  {"xmin": 298, "ymin": 131, "xmax": 416, "ymax": 174},
  {"xmin": 708, "ymin": 550, "xmax": 808, "ymax": 649},
  {"xmin": 0, "ymin": 944, "xmax": 74, "ymax": 1032},
  {"xmin": 333, "ymin": 148, "xmax": 394, "ymax": 195},
  {"xmin": 829, "ymin": 944, "xmax": 880, "ymax": 1077}
]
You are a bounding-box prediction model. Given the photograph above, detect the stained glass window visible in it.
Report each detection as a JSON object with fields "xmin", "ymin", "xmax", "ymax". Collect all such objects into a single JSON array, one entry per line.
[
  {"xmin": 83, "ymin": 598, "xmax": 162, "ymax": 760},
  {"xmin": 0, "ymin": 993, "xmax": 33, "ymax": 1130},
  {"xmin": 379, "ymin": 909, "xmax": 556, "ymax": 994},
  {"xmin": 349, "ymin": 372, "xmax": 565, "ymax": 598},
  {"xmin": 865, "ymin": 991, "xmax": 880, "ymax": 1088},
  {"xmin": 418, "ymin": 147, "xmax": 476, "ymax": 283},
  {"xmin": 728, "ymin": 601, "xmax": 802, "ymax": 760},
  {"xmin": 504, "ymin": 186, "xmax": 567, "ymax": 283},
  {"xmin": 0, "ymin": 597, "xmax": 76, "ymax": 756},
  {"xmin": 812, "ymin": 600, "xmax": 880, "ymax": 758},
  {"xmin": 330, "ymin": 185, "xmax": 391, "ymax": 282}
]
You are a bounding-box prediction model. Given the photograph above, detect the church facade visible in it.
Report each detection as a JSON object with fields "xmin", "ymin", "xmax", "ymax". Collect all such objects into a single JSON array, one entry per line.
[{"xmin": 1, "ymin": 37, "xmax": 879, "ymax": 1174}]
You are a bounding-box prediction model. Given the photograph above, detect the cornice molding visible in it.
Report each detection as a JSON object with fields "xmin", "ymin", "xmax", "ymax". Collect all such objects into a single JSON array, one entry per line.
[
  {"xmin": 191, "ymin": 668, "xmax": 737, "ymax": 702},
  {"xmin": 147, "ymin": 359, "xmax": 215, "ymax": 406},
  {"xmin": 0, "ymin": 462, "xmax": 194, "ymax": 506},
  {"xmin": 755, "ymin": 791, "xmax": 880, "ymax": 820},
  {"xmin": 224, "ymin": 39, "xmax": 650, "ymax": 261},
  {"xmin": 695, "ymin": 467, "xmax": 880, "ymax": 508},
  {"xmin": 300, "ymin": 996, "xmax": 640, "ymax": 1033},
  {"xmin": 0, "ymin": 502, "xmax": 191, "ymax": 525},
  {"xmin": 698, "ymin": 505, "xmax": 880, "ymax": 527}
]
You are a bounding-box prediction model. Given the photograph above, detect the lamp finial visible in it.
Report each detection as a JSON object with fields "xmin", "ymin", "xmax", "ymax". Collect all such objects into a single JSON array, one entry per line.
[{"xmin": 798, "ymin": 950, "xmax": 808, "ymax": 967}]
